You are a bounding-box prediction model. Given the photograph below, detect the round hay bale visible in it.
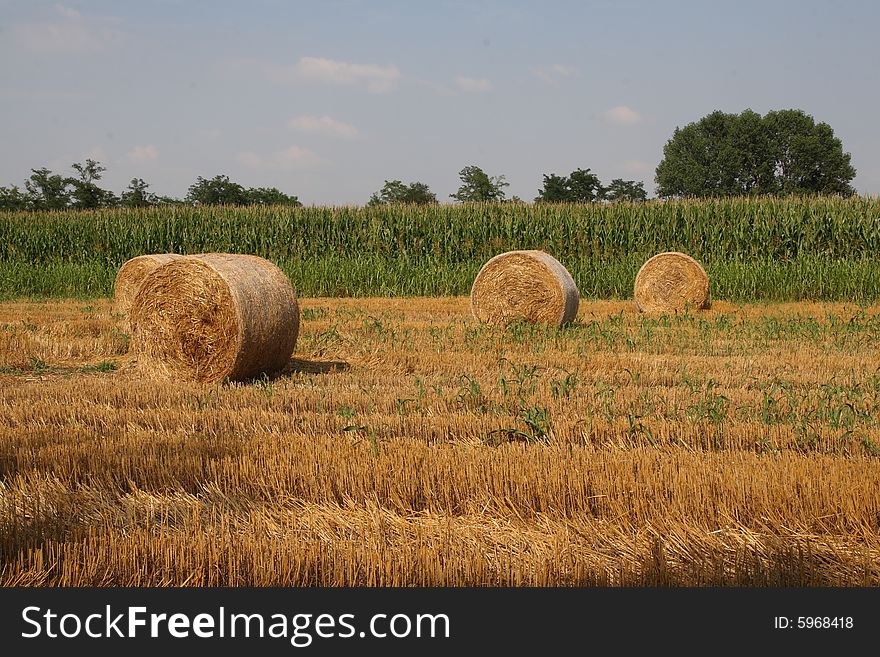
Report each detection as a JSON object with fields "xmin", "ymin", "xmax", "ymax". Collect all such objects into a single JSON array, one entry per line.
[
  {"xmin": 633, "ymin": 251, "xmax": 710, "ymax": 313},
  {"xmin": 129, "ymin": 253, "xmax": 299, "ymax": 383},
  {"xmin": 113, "ymin": 254, "xmax": 185, "ymax": 315},
  {"xmin": 470, "ymin": 250, "xmax": 579, "ymax": 326}
]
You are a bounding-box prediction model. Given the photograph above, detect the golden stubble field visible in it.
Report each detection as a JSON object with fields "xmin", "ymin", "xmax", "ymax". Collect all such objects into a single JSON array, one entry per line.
[{"xmin": 1, "ymin": 296, "xmax": 879, "ymax": 586}]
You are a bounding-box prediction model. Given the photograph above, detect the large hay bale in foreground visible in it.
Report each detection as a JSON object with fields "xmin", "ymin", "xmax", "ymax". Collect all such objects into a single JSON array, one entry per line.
[
  {"xmin": 470, "ymin": 250, "xmax": 579, "ymax": 326},
  {"xmin": 130, "ymin": 253, "xmax": 299, "ymax": 383},
  {"xmin": 113, "ymin": 254, "xmax": 184, "ymax": 315},
  {"xmin": 633, "ymin": 251, "xmax": 710, "ymax": 313}
]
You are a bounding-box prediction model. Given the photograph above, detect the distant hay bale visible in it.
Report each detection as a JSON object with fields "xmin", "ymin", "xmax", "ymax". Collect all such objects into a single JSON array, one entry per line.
[
  {"xmin": 113, "ymin": 254, "xmax": 184, "ymax": 315},
  {"xmin": 470, "ymin": 250, "xmax": 579, "ymax": 326},
  {"xmin": 633, "ymin": 251, "xmax": 710, "ymax": 313},
  {"xmin": 129, "ymin": 253, "xmax": 300, "ymax": 383}
]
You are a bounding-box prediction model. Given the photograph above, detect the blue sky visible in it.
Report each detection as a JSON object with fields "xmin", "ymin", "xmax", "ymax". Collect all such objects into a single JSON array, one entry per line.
[{"xmin": 1, "ymin": 0, "xmax": 878, "ymax": 204}]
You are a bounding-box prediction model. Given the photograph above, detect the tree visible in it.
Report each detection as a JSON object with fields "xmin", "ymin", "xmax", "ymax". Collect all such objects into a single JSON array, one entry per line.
[
  {"xmin": 604, "ymin": 179, "xmax": 647, "ymax": 202},
  {"xmin": 450, "ymin": 165, "xmax": 508, "ymax": 202},
  {"xmin": 535, "ymin": 168, "xmax": 603, "ymax": 203},
  {"xmin": 245, "ymin": 187, "xmax": 302, "ymax": 206},
  {"xmin": 185, "ymin": 175, "xmax": 301, "ymax": 206},
  {"xmin": 186, "ymin": 175, "xmax": 248, "ymax": 205},
  {"xmin": 25, "ymin": 167, "xmax": 71, "ymax": 210},
  {"xmin": 655, "ymin": 108, "xmax": 856, "ymax": 198},
  {"xmin": 764, "ymin": 109, "xmax": 856, "ymax": 196},
  {"xmin": 368, "ymin": 179, "xmax": 437, "ymax": 205},
  {"xmin": 120, "ymin": 178, "xmax": 158, "ymax": 207},
  {"xmin": 535, "ymin": 173, "xmax": 571, "ymax": 203},
  {"xmin": 567, "ymin": 168, "xmax": 604, "ymax": 202},
  {"xmin": 0, "ymin": 185, "xmax": 29, "ymax": 211},
  {"xmin": 67, "ymin": 159, "xmax": 117, "ymax": 209}
]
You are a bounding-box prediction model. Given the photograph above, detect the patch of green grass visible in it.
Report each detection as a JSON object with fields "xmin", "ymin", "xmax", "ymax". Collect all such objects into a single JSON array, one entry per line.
[
  {"xmin": 78, "ymin": 360, "xmax": 117, "ymax": 373},
  {"xmin": 301, "ymin": 307, "xmax": 329, "ymax": 321},
  {"xmin": 0, "ymin": 358, "xmax": 117, "ymax": 376}
]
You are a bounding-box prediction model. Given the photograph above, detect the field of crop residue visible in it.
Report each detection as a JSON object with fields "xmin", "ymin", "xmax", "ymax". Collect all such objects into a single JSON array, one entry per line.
[{"xmin": 2, "ymin": 297, "xmax": 879, "ymax": 586}]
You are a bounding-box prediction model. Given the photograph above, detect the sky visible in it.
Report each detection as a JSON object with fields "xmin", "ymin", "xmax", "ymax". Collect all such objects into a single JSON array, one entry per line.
[{"xmin": 1, "ymin": 0, "xmax": 879, "ymax": 205}]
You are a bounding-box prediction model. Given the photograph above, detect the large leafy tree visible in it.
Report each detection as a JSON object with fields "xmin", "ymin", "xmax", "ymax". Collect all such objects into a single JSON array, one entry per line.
[
  {"xmin": 120, "ymin": 178, "xmax": 158, "ymax": 208},
  {"xmin": 186, "ymin": 175, "xmax": 249, "ymax": 205},
  {"xmin": 25, "ymin": 167, "xmax": 72, "ymax": 210},
  {"xmin": 535, "ymin": 168, "xmax": 606, "ymax": 203},
  {"xmin": 764, "ymin": 109, "xmax": 856, "ymax": 195},
  {"xmin": 186, "ymin": 175, "xmax": 299, "ymax": 206},
  {"xmin": 450, "ymin": 165, "xmax": 508, "ymax": 202},
  {"xmin": 655, "ymin": 108, "xmax": 856, "ymax": 197},
  {"xmin": 535, "ymin": 173, "xmax": 571, "ymax": 203},
  {"xmin": 0, "ymin": 185, "xmax": 29, "ymax": 211},
  {"xmin": 67, "ymin": 159, "xmax": 117, "ymax": 209},
  {"xmin": 566, "ymin": 168, "xmax": 604, "ymax": 202},
  {"xmin": 368, "ymin": 179, "xmax": 437, "ymax": 205},
  {"xmin": 246, "ymin": 187, "xmax": 302, "ymax": 206},
  {"xmin": 604, "ymin": 178, "xmax": 647, "ymax": 202}
]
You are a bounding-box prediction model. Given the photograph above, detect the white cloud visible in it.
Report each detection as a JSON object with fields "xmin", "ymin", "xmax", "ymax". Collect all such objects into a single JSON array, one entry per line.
[
  {"xmin": 454, "ymin": 76, "xmax": 493, "ymax": 92},
  {"xmin": 237, "ymin": 145, "xmax": 325, "ymax": 171},
  {"xmin": 288, "ymin": 115, "xmax": 358, "ymax": 139},
  {"xmin": 417, "ymin": 76, "xmax": 493, "ymax": 96},
  {"xmin": 531, "ymin": 64, "xmax": 577, "ymax": 83},
  {"xmin": 294, "ymin": 56, "xmax": 401, "ymax": 93},
  {"xmin": 550, "ymin": 64, "xmax": 576, "ymax": 77},
  {"xmin": 127, "ymin": 145, "xmax": 158, "ymax": 163},
  {"xmin": 413, "ymin": 78, "xmax": 456, "ymax": 96},
  {"xmin": 54, "ymin": 4, "xmax": 81, "ymax": 19},
  {"xmin": 603, "ymin": 105, "xmax": 643, "ymax": 126},
  {"xmin": 13, "ymin": 6, "xmax": 125, "ymax": 55}
]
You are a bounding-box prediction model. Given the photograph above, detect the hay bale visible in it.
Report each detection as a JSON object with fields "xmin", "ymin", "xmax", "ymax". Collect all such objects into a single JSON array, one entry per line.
[
  {"xmin": 470, "ymin": 250, "xmax": 579, "ymax": 326},
  {"xmin": 113, "ymin": 254, "xmax": 185, "ymax": 315},
  {"xmin": 129, "ymin": 253, "xmax": 299, "ymax": 383},
  {"xmin": 633, "ymin": 251, "xmax": 710, "ymax": 313}
]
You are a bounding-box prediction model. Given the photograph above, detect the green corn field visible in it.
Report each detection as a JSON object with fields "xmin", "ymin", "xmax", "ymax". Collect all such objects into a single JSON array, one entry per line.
[{"xmin": 1, "ymin": 195, "xmax": 879, "ymax": 301}]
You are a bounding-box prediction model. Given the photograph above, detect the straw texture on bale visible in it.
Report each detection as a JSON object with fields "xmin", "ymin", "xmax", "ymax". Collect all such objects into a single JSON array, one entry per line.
[
  {"xmin": 633, "ymin": 251, "xmax": 710, "ymax": 313},
  {"xmin": 129, "ymin": 253, "xmax": 299, "ymax": 383},
  {"xmin": 470, "ymin": 250, "xmax": 579, "ymax": 326},
  {"xmin": 113, "ymin": 253, "xmax": 184, "ymax": 315}
]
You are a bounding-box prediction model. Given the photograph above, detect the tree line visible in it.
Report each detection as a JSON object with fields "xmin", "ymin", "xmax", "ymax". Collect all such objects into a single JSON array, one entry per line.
[
  {"xmin": 0, "ymin": 165, "xmax": 302, "ymax": 211},
  {"xmin": 0, "ymin": 160, "xmax": 647, "ymax": 211},
  {"xmin": 0, "ymin": 107, "xmax": 857, "ymax": 211},
  {"xmin": 369, "ymin": 165, "xmax": 648, "ymax": 206}
]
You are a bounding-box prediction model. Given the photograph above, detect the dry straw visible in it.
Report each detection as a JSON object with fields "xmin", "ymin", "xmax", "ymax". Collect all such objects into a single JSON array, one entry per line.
[
  {"xmin": 129, "ymin": 253, "xmax": 300, "ymax": 383},
  {"xmin": 470, "ymin": 250, "xmax": 579, "ymax": 326},
  {"xmin": 633, "ymin": 251, "xmax": 710, "ymax": 313},
  {"xmin": 113, "ymin": 254, "xmax": 184, "ymax": 315}
]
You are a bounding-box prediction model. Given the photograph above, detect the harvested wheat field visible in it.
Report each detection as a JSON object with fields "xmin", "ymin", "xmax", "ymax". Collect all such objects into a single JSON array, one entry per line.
[{"xmin": 2, "ymin": 296, "xmax": 880, "ymax": 586}]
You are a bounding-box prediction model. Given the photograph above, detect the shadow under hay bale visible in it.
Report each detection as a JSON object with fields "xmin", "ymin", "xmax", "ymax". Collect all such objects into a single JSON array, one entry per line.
[
  {"xmin": 470, "ymin": 250, "xmax": 579, "ymax": 327},
  {"xmin": 633, "ymin": 251, "xmax": 710, "ymax": 313},
  {"xmin": 282, "ymin": 358, "xmax": 350, "ymax": 376},
  {"xmin": 130, "ymin": 253, "xmax": 300, "ymax": 383}
]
